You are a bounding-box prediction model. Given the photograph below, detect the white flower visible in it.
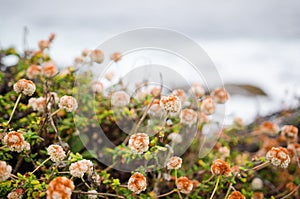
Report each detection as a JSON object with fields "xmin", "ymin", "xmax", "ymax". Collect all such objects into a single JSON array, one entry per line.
[
  {"xmin": 13, "ymin": 79, "xmax": 36, "ymax": 96},
  {"xmin": 28, "ymin": 97, "xmax": 47, "ymax": 112},
  {"xmin": 69, "ymin": 159, "xmax": 93, "ymax": 178},
  {"xmin": 128, "ymin": 133, "xmax": 149, "ymax": 154},
  {"xmin": 167, "ymin": 133, "xmax": 183, "ymax": 143},
  {"xmin": 91, "ymin": 81, "xmax": 104, "ymax": 94},
  {"xmin": 87, "ymin": 190, "xmax": 98, "ymax": 199},
  {"xmin": 59, "ymin": 95, "xmax": 78, "ymax": 112},
  {"xmin": 200, "ymin": 96, "xmax": 215, "ymax": 115},
  {"xmin": 211, "ymin": 87, "xmax": 229, "ymax": 104},
  {"xmin": 7, "ymin": 190, "xmax": 22, "ymax": 199},
  {"xmin": 266, "ymin": 147, "xmax": 290, "ymax": 168},
  {"xmin": 26, "ymin": 64, "xmax": 42, "ymax": 79},
  {"xmin": 160, "ymin": 95, "xmax": 181, "ymax": 113},
  {"xmin": 0, "ymin": 160, "xmax": 12, "ymax": 181},
  {"xmin": 47, "ymin": 144, "xmax": 66, "ymax": 163},
  {"xmin": 43, "ymin": 65, "xmax": 58, "ymax": 78},
  {"xmin": 166, "ymin": 156, "xmax": 182, "ymax": 170},
  {"xmin": 90, "ymin": 49, "xmax": 104, "ymax": 64},
  {"xmin": 180, "ymin": 109, "xmax": 198, "ymax": 126},
  {"xmin": 172, "ymin": 89, "xmax": 186, "ymax": 105},
  {"xmin": 3, "ymin": 131, "xmax": 30, "ymax": 153},
  {"xmin": 111, "ymin": 91, "xmax": 130, "ymax": 107},
  {"xmin": 251, "ymin": 177, "xmax": 263, "ymax": 190},
  {"xmin": 189, "ymin": 83, "xmax": 205, "ymax": 98},
  {"xmin": 128, "ymin": 172, "xmax": 147, "ymax": 194}
]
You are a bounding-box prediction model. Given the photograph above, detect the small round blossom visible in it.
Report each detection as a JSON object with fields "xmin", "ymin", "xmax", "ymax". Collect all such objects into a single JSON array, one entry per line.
[
  {"xmin": 198, "ymin": 112, "xmax": 209, "ymax": 124},
  {"xmin": 90, "ymin": 49, "xmax": 104, "ymax": 64},
  {"xmin": 251, "ymin": 177, "xmax": 263, "ymax": 190},
  {"xmin": 128, "ymin": 172, "xmax": 147, "ymax": 194},
  {"xmin": 39, "ymin": 40, "xmax": 50, "ymax": 50},
  {"xmin": 59, "ymin": 95, "xmax": 78, "ymax": 112},
  {"xmin": 211, "ymin": 87, "xmax": 230, "ymax": 104},
  {"xmin": 233, "ymin": 117, "xmax": 244, "ymax": 129},
  {"xmin": 105, "ymin": 71, "xmax": 114, "ymax": 81},
  {"xmin": 228, "ymin": 191, "xmax": 246, "ymax": 199},
  {"xmin": 180, "ymin": 109, "xmax": 198, "ymax": 126},
  {"xmin": 167, "ymin": 133, "xmax": 183, "ymax": 143},
  {"xmin": 91, "ymin": 81, "xmax": 104, "ymax": 94},
  {"xmin": 189, "ymin": 83, "xmax": 205, "ymax": 98},
  {"xmin": 166, "ymin": 156, "xmax": 182, "ymax": 170},
  {"xmin": 7, "ymin": 189, "xmax": 23, "ymax": 199},
  {"xmin": 151, "ymin": 87, "xmax": 161, "ymax": 97},
  {"xmin": 26, "ymin": 64, "xmax": 42, "ymax": 79},
  {"xmin": 211, "ymin": 159, "xmax": 231, "ymax": 176},
  {"xmin": 201, "ymin": 96, "xmax": 216, "ymax": 115},
  {"xmin": 172, "ymin": 89, "xmax": 186, "ymax": 105},
  {"xmin": 128, "ymin": 133, "xmax": 149, "ymax": 154},
  {"xmin": 69, "ymin": 159, "xmax": 94, "ymax": 178},
  {"xmin": 253, "ymin": 192, "xmax": 264, "ymax": 199},
  {"xmin": 266, "ymin": 147, "xmax": 290, "ymax": 168},
  {"xmin": 74, "ymin": 56, "xmax": 85, "ymax": 65},
  {"xmin": 177, "ymin": 176, "xmax": 193, "ymax": 194},
  {"xmin": 43, "ymin": 65, "xmax": 58, "ymax": 78},
  {"xmin": 218, "ymin": 146, "xmax": 230, "ymax": 159},
  {"xmin": 47, "ymin": 144, "xmax": 66, "ymax": 163},
  {"xmin": 87, "ymin": 190, "xmax": 98, "ymax": 199},
  {"xmin": 0, "ymin": 160, "xmax": 12, "ymax": 181},
  {"xmin": 28, "ymin": 97, "xmax": 46, "ymax": 112},
  {"xmin": 81, "ymin": 48, "xmax": 90, "ymax": 57},
  {"xmin": 46, "ymin": 176, "xmax": 75, "ymax": 199},
  {"xmin": 148, "ymin": 99, "xmax": 162, "ymax": 116},
  {"xmin": 3, "ymin": 131, "xmax": 30, "ymax": 152},
  {"xmin": 281, "ymin": 125, "xmax": 298, "ymax": 142},
  {"xmin": 110, "ymin": 52, "xmax": 122, "ymax": 62},
  {"xmin": 13, "ymin": 79, "xmax": 36, "ymax": 96},
  {"xmin": 111, "ymin": 91, "xmax": 130, "ymax": 107},
  {"xmin": 259, "ymin": 121, "xmax": 279, "ymax": 136},
  {"xmin": 160, "ymin": 95, "xmax": 181, "ymax": 113}
]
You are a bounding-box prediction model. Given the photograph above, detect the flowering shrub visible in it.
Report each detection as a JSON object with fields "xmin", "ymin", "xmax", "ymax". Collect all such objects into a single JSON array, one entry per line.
[{"xmin": 0, "ymin": 33, "xmax": 299, "ymax": 199}]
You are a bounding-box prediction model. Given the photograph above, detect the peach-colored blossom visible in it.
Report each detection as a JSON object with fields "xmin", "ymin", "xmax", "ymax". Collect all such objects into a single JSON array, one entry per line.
[
  {"xmin": 90, "ymin": 49, "xmax": 104, "ymax": 64},
  {"xmin": 111, "ymin": 91, "xmax": 130, "ymax": 107},
  {"xmin": 28, "ymin": 97, "xmax": 47, "ymax": 112},
  {"xmin": 47, "ymin": 144, "xmax": 66, "ymax": 163},
  {"xmin": 281, "ymin": 125, "xmax": 298, "ymax": 143},
  {"xmin": 160, "ymin": 95, "xmax": 181, "ymax": 113},
  {"xmin": 26, "ymin": 64, "xmax": 42, "ymax": 79},
  {"xmin": 128, "ymin": 133, "xmax": 149, "ymax": 154},
  {"xmin": 180, "ymin": 109, "xmax": 197, "ymax": 126},
  {"xmin": 266, "ymin": 147, "xmax": 290, "ymax": 168},
  {"xmin": 151, "ymin": 87, "xmax": 161, "ymax": 97},
  {"xmin": 13, "ymin": 79, "xmax": 36, "ymax": 96},
  {"xmin": 172, "ymin": 89, "xmax": 186, "ymax": 105},
  {"xmin": 166, "ymin": 156, "xmax": 182, "ymax": 170},
  {"xmin": 69, "ymin": 159, "xmax": 93, "ymax": 178},
  {"xmin": 59, "ymin": 96, "xmax": 78, "ymax": 112},
  {"xmin": 259, "ymin": 121, "xmax": 279, "ymax": 136},
  {"xmin": 91, "ymin": 81, "xmax": 104, "ymax": 94},
  {"xmin": 148, "ymin": 99, "xmax": 162, "ymax": 116},
  {"xmin": 228, "ymin": 191, "xmax": 246, "ymax": 199},
  {"xmin": 7, "ymin": 189, "xmax": 23, "ymax": 199},
  {"xmin": 189, "ymin": 83, "xmax": 205, "ymax": 98},
  {"xmin": 201, "ymin": 96, "xmax": 215, "ymax": 115},
  {"xmin": 3, "ymin": 131, "xmax": 30, "ymax": 152},
  {"xmin": 0, "ymin": 160, "xmax": 12, "ymax": 182},
  {"xmin": 43, "ymin": 65, "xmax": 58, "ymax": 78},
  {"xmin": 128, "ymin": 172, "xmax": 147, "ymax": 194},
  {"xmin": 110, "ymin": 52, "xmax": 122, "ymax": 62},
  {"xmin": 39, "ymin": 40, "xmax": 50, "ymax": 50},
  {"xmin": 46, "ymin": 176, "xmax": 74, "ymax": 199},
  {"xmin": 211, "ymin": 159, "xmax": 231, "ymax": 176},
  {"xmin": 177, "ymin": 176, "xmax": 193, "ymax": 194},
  {"xmin": 211, "ymin": 87, "xmax": 230, "ymax": 104}
]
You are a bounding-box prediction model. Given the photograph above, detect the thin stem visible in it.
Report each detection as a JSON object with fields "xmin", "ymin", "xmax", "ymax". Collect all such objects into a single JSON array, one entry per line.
[
  {"xmin": 224, "ymin": 174, "xmax": 237, "ymax": 199},
  {"xmin": 81, "ymin": 177, "xmax": 91, "ymax": 189},
  {"xmin": 32, "ymin": 157, "xmax": 51, "ymax": 174},
  {"xmin": 72, "ymin": 190, "xmax": 125, "ymax": 199},
  {"xmin": 281, "ymin": 185, "xmax": 300, "ymax": 199},
  {"xmin": 176, "ymin": 189, "xmax": 183, "ymax": 199},
  {"xmin": 203, "ymin": 174, "xmax": 215, "ymax": 184},
  {"xmin": 50, "ymin": 109, "xmax": 61, "ymax": 117},
  {"xmin": 250, "ymin": 161, "xmax": 270, "ymax": 171},
  {"xmin": 49, "ymin": 115, "xmax": 63, "ymax": 145},
  {"xmin": 47, "ymin": 164, "xmax": 59, "ymax": 183},
  {"xmin": 13, "ymin": 156, "xmax": 23, "ymax": 174},
  {"xmin": 210, "ymin": 175, "xmax": 221, "ymax": 199},
  {"xmin": 7, "ymin": 93, "xmax": 22, "ymax": 125},
  {"xmin": 156, "ymin": 189, "xmax": 176, "ymax": 198}
]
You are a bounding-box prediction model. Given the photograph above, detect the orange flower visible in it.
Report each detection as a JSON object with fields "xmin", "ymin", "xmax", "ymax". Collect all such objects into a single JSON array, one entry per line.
[
  {"xmin": 180, "ymin": 108, "xmax": 197, "ymax": 126},
  {"xmin": 46, "ymin": 177, "xmax": 74, "ymax": 199},
  {"xmin": 38, "ymin": 40, "xmax": 50, "ymax": 50},
  {"xmin": 228, "ymin": 191, "xmax": 246, "ymax": 199},
  {"xmin": 59, "ymin": 96, "xmax": 78, "ymax": 112},
  {"xmin": 128, "ymin": 172, "xmax": 147, "ymax": 194},
  {"xmin": 128, "ymin": 133, "xmax": 149, "ymax": 154},
  {"xmin": 166, "ymin": 156, "xmax": 182, "ymax": 170},
  {"xmin": 259, "ymin": 121, "xmax": 279, "ymax": 136},
  {"xmin": 90, "ymin": 49, "xmax": 104, "ymax": 64},
  {"xmin": 211, "ymin": 87, "xmax": 229, "ymax": 104},
  {"xmin": 110, "ymin": 52, "xmax": 122, "ymax": 62},
  {"xmin": 177, "ymin": 176, "xmax": 193, "ymax": 194},
  {"xmin": 172, "ymin": 89, "xmax": 186, "ymax": 105},
  {"xmin": 201, "ymin": 96, "xmax": 216, "ymax": 115},
  {"xmin": 281, "ymin": 125, "xmax": 298, "ymax": 143},
  {"xmin": 43, "ymin": 65, "xmax": 58, "ymax": 78},
  {"xmin": 189, "ymin": 83, "xmax": 205, "ymax": 98},
  {"xmin": 160, "ymin": 95, "xmax": 181, "ymax": 113},
  {"xmin": 13, "ymin": 79, "xmax": 36, "ymax": 96},
  {"xmin": 151, "ymin": 87, "xmax": 161, "ymax": 97},
  {"xmin": 266, "ymin": 147, "xmax": 290, "ymax": 168},
  {"xmin": 3, "ymin": 131, "xmax": 30, "ymax": 152},
  {"xmin": 211, "ymin": 159, "xmax": 231, "ymax": 176},
  {"xmin": 26, "ymin": 65, "xmax": 42, "ymax": 79},
  {"xmin": 253, "ymin": 192, "xmax": 264, "ymax": 199}
]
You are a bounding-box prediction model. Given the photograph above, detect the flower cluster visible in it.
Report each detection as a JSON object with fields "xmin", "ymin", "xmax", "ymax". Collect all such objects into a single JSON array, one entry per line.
[
  {"xmin": 211, "ymin": 87, "xmax": 230, "ymax": 104},
  {"xmin": 69, "ymin": 159, "xmax": 93, "ymax": 178},
  {"xmin": 3, "ymin": 131, "xmax": 30, "ymax": 152},
  {"xmin": 211, "ymin": 159, "xmax": 231, "ymax": 176},
  {"xmin": 166, "ymin": 156, "xmax": 182, "ymax": 170},
  {"xmin": 46, "ymin": 177, "xmax": 75, "ymax": 199},
  {"xmin": 47, "ymin": 144, "xmax": 66, "ymax": 163},
  {"xmin": 160, "ymin": 95, "xmax": 181, "ymax": 113},
  {"xmin": 228, "ymin": 191, "xmax": 246, "ymax": 199},
  {"xmin": 128, "ymin": 133, "xmax": 149, "ymax": 154},
  {"xmin": 177, "ymin": 176, "xmax": 193, "ymax": 194},
  {"xmin": 111, "ymin": 91, "xmax": 130, "ymax": 107},
  {"xmin": 281, "ymin": 125, "xmax": 298, "ymax": 143},
  {"xmin": 28, "ymin": 97, "xmax": 47, "ymax": 112},
  {"xmin": 266, "ymin": 147, "xmax": 290, "ymax": 168},
  {"xmin": 0, "ymin": 160, "xmax": 12, "ymax": 182},
  {"xmin": 201, "ymin": 96, "xmax": 216, "ymax": 115},
  {"xmin": 180, "ymin": 108, "xmax": 198, "ymax": 126},
  {"xmin": 13, "ymin": 79, "xmax": 36, "ymax": 96},
  {"xmin": 59, "ymin": 95, "xmax": 78, "ymax": 112},
  {"xmin": 128, "ymin": 172, "xmax": 147, "ymax": 194}
]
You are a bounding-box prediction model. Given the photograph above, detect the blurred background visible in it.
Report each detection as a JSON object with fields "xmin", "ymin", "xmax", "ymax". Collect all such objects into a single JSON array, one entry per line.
[{"xmin": 0, "ymin": 0, "xmax": 299, "ymax": 123}]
